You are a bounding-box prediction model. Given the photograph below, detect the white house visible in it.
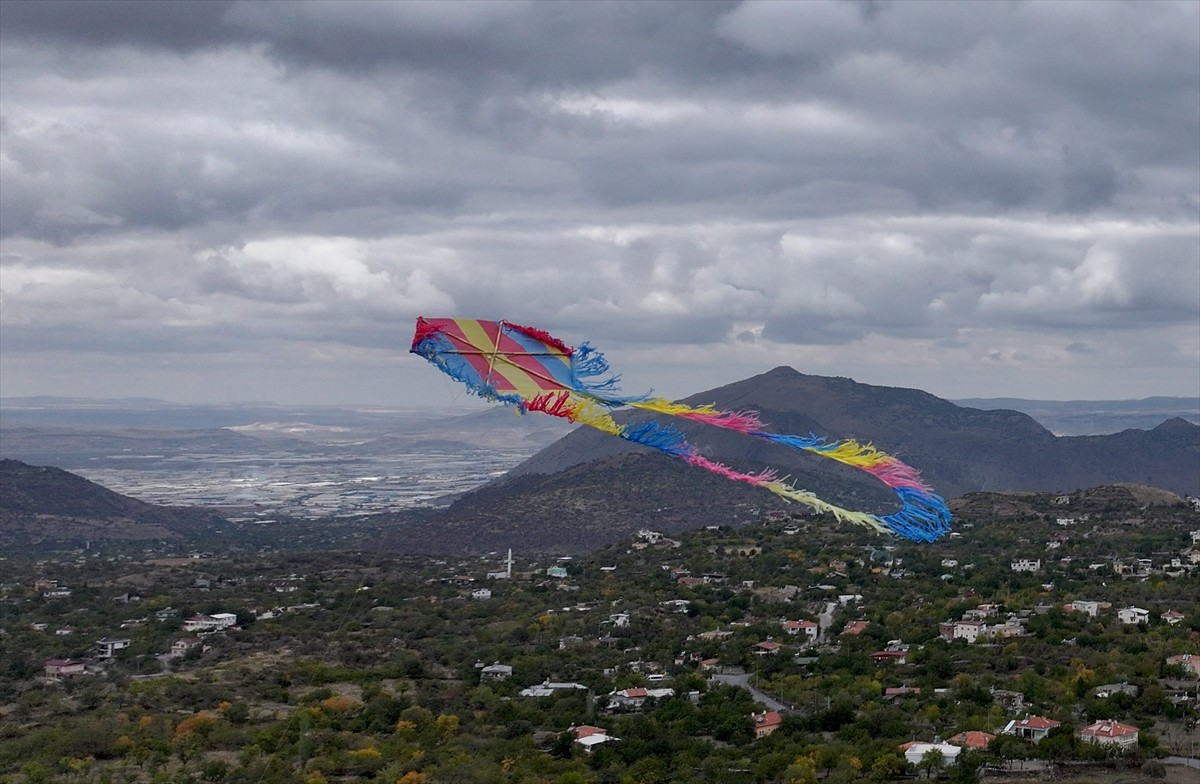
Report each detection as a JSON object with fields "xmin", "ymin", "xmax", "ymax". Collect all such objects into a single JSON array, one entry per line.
[
  {"xmin": 1011, "ymin": 559, "xmax": 1041, "ymax": 573},
  {"xmin": 1064, "ymin": 600, "xmax": 1107, "ymax": 618},
  {"xmin": 782, "ymin": 619, "xmax": 818, "ymax": 642},
  {"xmin": 901, "ymin": 742, "xmax": 961, "ymax": 767},
  {"xmin": 1117, "ymin": 607, "xmax": 1149, "ymax": 625},
  {"xmin": 183, "ymin": 613, "xmax": 238, "ymax": 633},
  {"xmin": 607, "ymin": 687, "xmax": 674, "ymax": 711},
  {"xmin": 519, "ymin": 680, "xmax": 588, "ymax": 697},
  {"xmin": 471, "ymin": 588, "xmax": 492, "ymax": 600},
  {"xmin": 1078, "ymin": 720, "xmax": 1139, "ymax": 750},
  {"xmin": 96, "ymin": 637, "xmax": 132, "ymax": 658},
  {"xmin": 574, "ymin": 725, "xmax": 619, "ymax": 753}
]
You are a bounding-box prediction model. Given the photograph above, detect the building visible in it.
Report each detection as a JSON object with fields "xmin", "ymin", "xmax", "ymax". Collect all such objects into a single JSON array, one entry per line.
[
  {"xmin": 607, "ymin": 687, "xmax": 674, "ymax": 711},
  {"xmin": 1117, "ymin": 607, "xmax": 1149, "ymax": 625},
  {"xmin": 1092, "ymin": 682, "xmax": 1138, "ymax": 699},
  {"xmin": 574, "ymin": 725, "xmax": 619, "ymax": 752},
  {"xmin": 519, "ymin": 680, "xmax": 588, "ymax": 697},
  {"xmin": 946, "ymin": 731, "xmax": 994, "ymax": 749},
  {"xmin": 170, "ymin": 638, "xmax": 203, "ymax": 658},
  {"xmin": 1160, "ymin": 610, "xmax": 1185, "ymax": 625},
  {"xmin": 479, "ymin": 662, "xmax": 513, "ymax": 682},
  {"xmin": 43, "ymin": 659, "xmax": 87, "ymax": 678},
  {"xmin": 1166, "ymin": 654, "xmax": 1200, "ymax": 677},
  {"xmin": 1001, "ymin": 715, "xmax": 1061, "ymax": 743},
  {"xmin": 183, "ymin": 613, "xmax": 239, "ymax": 633},
  {"xmin": 96, "ymin": 637, "xmax": 132, "ymax": 658},
  {"xmin": 1078, "ymin": 720, "xmax": 1139, "ymax": 750},
  {"xmin": 940, "ymin": 620, "xmax": 985, "ymax": 643},
  {"xmin": 751, "ymin": 640, "xmax": 782, "ymax": 655},
  {"xmin": 782, "ymin": 619, "xmax": 819, "ymax": 642},
  {"xmin": 752, "ymin": 711, "xmax": 783, "ymax": 739},
  {"xmin": 1063, "ymin": 600, "xmax": 1108, "ymax": 618},
  {"xmin": 901, "ymin": 742, "xmax": 961, "ymax": 766},
  {"xmin": 1011, "ymin": 559, "xmax": 1041, "ymax": 573}
]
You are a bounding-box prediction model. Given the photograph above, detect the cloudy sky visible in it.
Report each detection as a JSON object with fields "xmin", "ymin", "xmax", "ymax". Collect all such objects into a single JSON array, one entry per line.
[{"xmin": 2, "ymin": 0, "xmax": 1197, "ymax": 408}]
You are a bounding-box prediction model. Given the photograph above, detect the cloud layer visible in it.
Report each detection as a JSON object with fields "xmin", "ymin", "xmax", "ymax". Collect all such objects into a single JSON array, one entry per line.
[{"xmin": 2, "ymin": 0, "xmax": 1197, "ymax": 405}]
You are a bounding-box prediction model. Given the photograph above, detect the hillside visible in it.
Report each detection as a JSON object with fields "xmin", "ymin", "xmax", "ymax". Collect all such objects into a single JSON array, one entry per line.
[
  {"xmin": 387, "ymin": 367, "xmax": 1199, "ymax": 554},
  {"xmin": 0, "ymin": 459, "xmax": 229, "ymax": 548}
]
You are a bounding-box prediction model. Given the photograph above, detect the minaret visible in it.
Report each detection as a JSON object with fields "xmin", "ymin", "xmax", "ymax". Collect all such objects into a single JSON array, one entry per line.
[{"xmin": 506, "ymin": 548, "xmax": 514, "ymax": 578}]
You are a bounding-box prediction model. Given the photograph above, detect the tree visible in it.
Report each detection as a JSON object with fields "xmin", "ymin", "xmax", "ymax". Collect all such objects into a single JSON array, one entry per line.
[{"xmin": 917, "ymin": 748, "xmax": 945, "ymax": 779}]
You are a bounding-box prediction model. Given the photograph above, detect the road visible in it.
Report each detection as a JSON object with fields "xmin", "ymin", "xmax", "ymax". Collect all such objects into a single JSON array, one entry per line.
[{"xmin": 709, "ymin": 669, "xmax": 790, "ymax": 712}]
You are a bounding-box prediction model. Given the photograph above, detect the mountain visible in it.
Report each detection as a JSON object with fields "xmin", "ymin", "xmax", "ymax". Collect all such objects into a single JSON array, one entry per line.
[
  {"xmin": 0, "ymin": 459, "xmax": 228, "ymax": 549},
  {"xmin": 953, "ymin": 395, "xmax": 1199, "ymax": 435},
  {"xmin": 381, "ymin": 367, "xmax": 1200, "ymax": 554}
]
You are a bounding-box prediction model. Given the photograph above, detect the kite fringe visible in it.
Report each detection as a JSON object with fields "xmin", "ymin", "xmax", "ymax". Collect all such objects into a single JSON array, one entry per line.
[{"xmin": 507, "ymin": 320, "xmax": 574, "ymax": 356}]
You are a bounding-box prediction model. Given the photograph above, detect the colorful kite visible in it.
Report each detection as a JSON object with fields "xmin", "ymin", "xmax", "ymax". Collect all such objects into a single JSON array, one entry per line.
[{"xmin": 410, "ymin": 317, "xmax": 951, "ymax": 542}]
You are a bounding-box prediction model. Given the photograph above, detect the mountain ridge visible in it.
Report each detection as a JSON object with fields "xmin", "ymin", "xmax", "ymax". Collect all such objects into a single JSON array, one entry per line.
[{"xmin": 384, "ymin": 367, "xmax": 1199, "ymax": 553}]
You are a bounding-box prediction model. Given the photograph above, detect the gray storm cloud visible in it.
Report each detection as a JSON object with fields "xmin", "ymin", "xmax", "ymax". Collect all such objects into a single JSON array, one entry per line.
[{"xmin": 0, "ymin": 0, "xmax": 1196, "ymax": 404}]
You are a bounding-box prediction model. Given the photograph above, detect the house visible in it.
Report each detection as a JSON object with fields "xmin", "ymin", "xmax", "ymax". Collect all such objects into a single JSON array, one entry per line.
[
  {"xmin": 992, "ymin": 689, "xmax": 1027, "ymax": 713},
  {"xmin": 608, "ymin": 612, "xmax": 630, "ymax": 628},
  {"xmin": 900, "ymin": 742, "xmax": 961, "ymax": 766},
  {"xmin": 841, "ymin": 620, "xmax": 869, "ymax": 635},
  {"xmin": 1063, "ymin": 600, "xmax": 1108, "ymax": 618},
  {"xmin": 1117, "ymin": 607, "xmax": 1150, "ymax": 625},
  {"xmin": 471, "ymin": 588, "xmax": 491, "ymax": 600},
  {"xmin": 946, "ymin": 731, "xmax": 994, "ymax": 749},
  {"xmin": 43, "ymin": 659, "xmax": 87, "ymax": 678},
  {"xmin": 170, "ymin": 638, "xmax": 203, "ymax": 658},
  {"xmin": 870, "ymin": 650, "xmax": 908, "ymax": 665},
  {"xmin": 183, "ymin": 613, "xmax": 238, "ymax": 633},
  {"xmin": 1001, "ymin": 715, "xmax": 1061, "ymax": 743},
  {"xmin": 1161, "ymin": 610, "xmax": 1185, "ymax": 625},
  {"xmin": 1092, "ymin": 682, "xmax": 1138, "ymax": 699},
  {"xmin": 941, "ymin": 620, "xmax": 984, "ymax": 643},
  {"xmin": 963, "ymin": 604, "xmax": 999, "ymax": 621},
  {"xmin": 519, "ymin": 680, "xmax": 588, "ymax": 697},
  {"xmin": 574, "ymin": 725, "xmax": 618, "ymax": 752},
  {"xmin": 608, "ymin": 687, "xmax": 673, "ymax": 711},
  {"xmin": 782, "ymin": 620, "xmax": 818, "ymax": 641},
  {"xmin": 545, "ymin": 566, "xmax": 568, "ymax": 578},
  {"xmin": 884, "ymin": 687, "xmax": 922, "ymax": 700},
  {"xmin": 479, "ymin": 662, "xmax": 512, "ymax": 682},
  {"xmin": 752, "ymin": 711, "xmax": 783, "ymax": 739},
  {"xmin": 1011, "ymin": 558, "xmax": 1041, "ymax": 573},
  {"xmin": 96, "ymin": 637, "xmax": 132, "ymax": 658},
  {"xmin": 1166, "ymin": 654, "xmax": 1200, "ymax": 677},
  {"xmin": 1078, "ymin": 720, "xmax": 1139, "ymax": 749},
  {"xmin": 752, "ymin": 640, "xmax": 782, "ymax": 655}
]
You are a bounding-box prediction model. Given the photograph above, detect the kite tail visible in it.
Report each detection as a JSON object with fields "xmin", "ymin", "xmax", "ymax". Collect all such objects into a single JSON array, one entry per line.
[
  {"xmin": 631, "ymin": 399, "xmax": 766, "ymax": 432},
  {"xmin": 410, "ymin": 316, "xmax": 953, "ymax": 542}
]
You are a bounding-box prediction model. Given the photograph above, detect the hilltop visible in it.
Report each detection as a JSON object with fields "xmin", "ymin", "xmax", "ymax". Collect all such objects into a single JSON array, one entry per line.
[{"xmin": 0, "ymin": 459, "xmax": 228, "ymax": 549}]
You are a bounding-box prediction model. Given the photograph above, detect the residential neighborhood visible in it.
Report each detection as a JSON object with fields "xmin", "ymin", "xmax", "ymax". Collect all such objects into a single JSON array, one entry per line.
[{"xmin": 2, "ymin": 491, "xmax": 1198, "ymax": 783}]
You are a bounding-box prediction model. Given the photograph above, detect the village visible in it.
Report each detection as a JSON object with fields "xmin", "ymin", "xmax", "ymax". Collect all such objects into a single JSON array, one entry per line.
[{"xmin": 3, "ymin": 491, "xmax": 1199, "ymax": 783}]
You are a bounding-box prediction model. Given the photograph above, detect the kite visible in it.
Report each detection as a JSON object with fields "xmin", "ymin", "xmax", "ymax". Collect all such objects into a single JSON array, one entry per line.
[{"xmin": 410, "ymin": 317, "xmax": 951, "ymax": 542}]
